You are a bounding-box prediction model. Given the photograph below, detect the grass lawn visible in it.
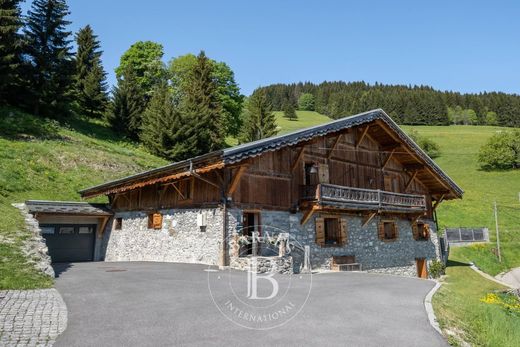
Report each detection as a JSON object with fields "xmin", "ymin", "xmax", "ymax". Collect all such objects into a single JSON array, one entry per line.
[
  {"xmin": 273, "ymin": 111, "xmax": 332, "ymax": 134},
  {"xmin": 0, "ymin": 108, "xmax": 167, "ymax": 289},
  {"xmin": 433, "ymin": 247, "xmax": 520, "ymax": 346}
]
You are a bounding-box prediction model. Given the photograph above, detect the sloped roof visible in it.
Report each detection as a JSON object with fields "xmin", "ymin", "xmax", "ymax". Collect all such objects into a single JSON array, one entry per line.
[
  {"xmin": 26, "ymin": 200, "xmax": 112, "ymax": 216},
  {"xmin": 80, "ymin": 109, "xmax": 463, "ymax": 199}
]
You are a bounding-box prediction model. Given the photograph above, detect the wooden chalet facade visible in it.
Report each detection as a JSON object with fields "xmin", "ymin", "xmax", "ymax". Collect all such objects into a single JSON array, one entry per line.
[{"xmin": 37, "ymin": 109, "xmax": 462, "ymax": 277}]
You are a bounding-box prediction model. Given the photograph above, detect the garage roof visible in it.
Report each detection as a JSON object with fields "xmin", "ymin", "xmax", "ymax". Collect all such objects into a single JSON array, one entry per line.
[{"xmin": 26, "ymin": 200, "xmax": 112, "ymax": 216}]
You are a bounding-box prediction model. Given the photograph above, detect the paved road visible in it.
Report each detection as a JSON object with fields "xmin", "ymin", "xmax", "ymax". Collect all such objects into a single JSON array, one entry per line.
[{"xmin": 53, "ymin": 262, "xmax": 446, "ymax": 347}]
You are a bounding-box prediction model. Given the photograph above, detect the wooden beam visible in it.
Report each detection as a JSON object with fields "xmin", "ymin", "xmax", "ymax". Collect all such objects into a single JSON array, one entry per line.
[
  {"xmin": 382, "ymin": 148, "xmax": 396, "ymax": 169},
  {"xmin": 327, "ymin": 135, "xmax": 342, "ymax": 159},
  {"xmin": 362, "ymin": 212, "xmax": 377, "ymax": 227},
  {"xmin": 355, "ymin": 126, "xmax": 370, "ymax": 148},
  {"xmin": 403, "ymin": 163, "xmax": 424, "ymax": 171},
  {"xmin": 291, "ymin": 146, "xmax": 306, "ymax": 171},
  {"xmin": 227, "ymin": 165, "xmax": 248, "ymax": 196},
  {"xmin": 432, "ymin": 194, "xmax": 445, "ymax": 212},
  {"xmin": 171, "ymin": 182, "xmax": 185, "ymax": 200},
  {"xmin": 404, "ymin": 171, "xmax": 419, "ymax": 191},
  {"xmin": 214, "ymin": 170, "xmax": 224, "ymax": 186},
  {"xmin": 301, "ymin": 205, "xmax": 320, "ymax": 225},
  {"xmin": 381, "ymin": 143, "xmax": 401, "ymax": 151},
  {"xmin": 192, "ymin": 172, "xmax": 221, "ymax": 189},
  {"xmin": 97, "ymin": 216, "xmax": 110, "ymax": 239}
]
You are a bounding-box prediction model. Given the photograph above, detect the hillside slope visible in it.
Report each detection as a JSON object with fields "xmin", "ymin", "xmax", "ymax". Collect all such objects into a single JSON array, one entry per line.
[{"xmin": 0, "ymin": 108, "xmax": 167, "ymax": 289}]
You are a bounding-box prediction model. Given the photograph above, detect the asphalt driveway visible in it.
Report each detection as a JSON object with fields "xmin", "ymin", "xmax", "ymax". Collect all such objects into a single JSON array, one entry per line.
[{"xmin": 53, "ymin": 262, "xmax": 446, "ymax": 347}]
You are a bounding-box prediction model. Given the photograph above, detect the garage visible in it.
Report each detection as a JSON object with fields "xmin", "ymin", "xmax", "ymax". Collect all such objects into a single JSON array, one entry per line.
[
  {"xmin": 40, "ymin": 224, "xmax": 96, "ymax": 262},
  {"xmin": 25, "ymin": 200, "xmax": 113, "ymax": 263}
]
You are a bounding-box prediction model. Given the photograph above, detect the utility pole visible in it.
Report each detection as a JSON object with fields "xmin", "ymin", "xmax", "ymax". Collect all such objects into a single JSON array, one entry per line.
[{"xmin": 494, "ymin": 201, "xmax": 502, "ymax": 263}]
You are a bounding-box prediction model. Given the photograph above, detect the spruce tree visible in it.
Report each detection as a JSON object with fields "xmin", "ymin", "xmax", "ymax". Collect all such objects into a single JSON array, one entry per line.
[
  {"xmin": 283, "ymin": 102, "xmax": 297, "ymax": 121},
  {"xmin": 239, "ymin": 89, "xmax": 278, "ymax": 143},
  {"xmin": 0, "ymin": 0, "xmax": 23, "ymax": 105},
  {"xmin": 180, "ymin": 51, "xmax": 224, "ymax": 157},
  {"xmin": 140, "ymin": 84, "xmax": 187, "ymax": 160},
  {"xmin": 24, "ymin": 0, "xmax": 74, "ymax": 117},
  {"xmin": 75, "ymin": 25, "xmax": 108, "ymax": 118},
  {"xmin": 108, "ymin": 67, "xmax": 145, "ymax": 140}
]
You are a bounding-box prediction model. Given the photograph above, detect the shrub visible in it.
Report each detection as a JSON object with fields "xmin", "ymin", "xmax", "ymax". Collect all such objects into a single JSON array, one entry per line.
[
  {"xmin": 478, "ymin": 130, "xmax": 520, "ymax": 170},
  {"xmin": 429, "ymin": 260, "xmax": 445, "ymax": 278},
  {"xmin": 408, "ymin": 130, "xmax": 441, "ymax": 159}
]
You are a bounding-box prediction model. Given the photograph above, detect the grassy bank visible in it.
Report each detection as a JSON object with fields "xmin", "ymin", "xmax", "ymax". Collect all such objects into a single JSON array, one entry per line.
[
  {"xmin": 433, "ymin": 248, "xmax": 520, "ymax": 346},
  {"xmin": 0, "ymin": 108, "xmax": 167, "ymax": 289}
]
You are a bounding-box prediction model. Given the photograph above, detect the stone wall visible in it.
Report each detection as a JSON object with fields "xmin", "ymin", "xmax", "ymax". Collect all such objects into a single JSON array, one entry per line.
[
  {"xmin": 226, "ymin": 208, "xmax": 440, "ymax": 277},
  {"xmin": 103, "ymin": 208, "xmax": 223, "ymax": 265},
  {"xmin": 13, "ymin": 203, "xmax": 54, "ymax": 278},
  {"xmin": 230, "ymin": 256, "xmax": 293, "ymax": 275}
]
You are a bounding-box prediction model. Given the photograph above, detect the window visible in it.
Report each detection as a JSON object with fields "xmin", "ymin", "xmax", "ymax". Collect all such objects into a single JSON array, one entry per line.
[
  {"xmin": 78, "ymin": 226, "xmax": 93, "ymax": 234},
  {"xmin": 114, "ymin": 218, "xmax": 122, "ymax": 230},
  {"xmin": 148, "ymin": 213, "xmax": 163, "ymax": 230},
  {"xmin": 40, "ymin": 227, "xmax": 55, "ymax": 235},
  {"xmin": 59, "ymin": 226, "xmax": 74, "ymax": 234},
  {"xmin": 378, "ymin": 220, "xmax": 398, "ymax": 241},
  {"xmin": 413, "ymin": 222, "xmax": 430, "ymax": 241},
  {"xmin": 315, "ymin": 217, "xmax": 347, "ymax": 247}
]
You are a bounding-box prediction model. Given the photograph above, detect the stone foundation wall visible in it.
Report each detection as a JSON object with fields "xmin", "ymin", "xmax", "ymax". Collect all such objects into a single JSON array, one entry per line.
[
  {"xmin": 226, "ymin": 208, "xmax": 440, "ymax": 277},
  {"xmin": 230, "ymin": 256, "xmax": 293, "ymax": 275},
  {"xmin": 103, "ymin": 208, "xmax": 223, "ymax": 265}
]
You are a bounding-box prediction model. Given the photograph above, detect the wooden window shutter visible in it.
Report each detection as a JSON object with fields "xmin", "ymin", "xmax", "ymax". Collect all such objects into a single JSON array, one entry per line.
[
  {"xmin": 315, "ymin": 217, "xmax": 325, "ymax": 246},
  {"xmin": 153, "ymin": 213, "xmax": 162, "ymax": 229},
  {"xmin": 339, "ymin": 218, "xmax": 348, "ymax": 245},
  {"xmin": 318, "ymin": 164, "xmax": 329, "ymax": 183},
  {"xmin": 148, "ymin": 214, "xmax": 154, "ymax": 229},
  {"xmin": 412, "ymin": 222, "xmax": 419, "ymax": 240},
  {"xmin": 378, "ymin": 221, "xmax": 385, "ymax": 240},
  {"xmin": 393, "ymin": 222, "xmax": 399, "ymax": 239}
]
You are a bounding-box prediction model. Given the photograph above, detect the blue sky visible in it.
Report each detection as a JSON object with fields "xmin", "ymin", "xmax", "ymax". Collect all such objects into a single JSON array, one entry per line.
[{"xmin": 21, "ymin": 0, "xmax": 520, "ymax": 95}]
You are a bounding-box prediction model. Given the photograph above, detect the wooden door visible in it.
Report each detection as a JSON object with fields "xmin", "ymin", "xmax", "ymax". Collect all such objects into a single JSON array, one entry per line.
[{"xmin": 416, "ymin": 258, "xmax": 428, "ymax": 279}]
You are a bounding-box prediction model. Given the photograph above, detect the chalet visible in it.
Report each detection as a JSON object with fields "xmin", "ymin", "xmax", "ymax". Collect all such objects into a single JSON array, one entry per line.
[{"xmin": 25, "ymin": 109, "xmax": 463, "ymax": 278}]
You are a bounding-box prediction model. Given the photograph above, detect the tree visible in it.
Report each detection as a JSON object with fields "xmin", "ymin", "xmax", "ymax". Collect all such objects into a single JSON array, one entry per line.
[
  {"xmin": 478, "ymin": 130, "xmax": 520, "ymax": 170},
  {"xmin": 75, "ymin": 25, "xmax": 108, "ymax": 118},
  {"xmin": 140, "ymin": 84, "xmax": 187, "ymax": 160},
  {"xmin": 108, "ymin": 67, "xmax": 145, "ymax": 140},
  {"xmin": 0, "ymin": 0, "xmax": 23, "ymax": 105},
  {"xmin": 115, "ymin": 41, "xmax": 166, "ymax": 98},
  {"xmin": 179, "ymin": 51, "xmax": 224, "ymax": 158},
  {"xmin": 408, "ymin": 130, "xmax": 441, "ymax": 159},
  {"xmin": 169, "ymin": 54, "xmax": 243, "ymax": 136},
  {"xmin": 239, "ymin": 89, "xmax": 278, "ymax": 143},
  {"xmin": 298, "ymin": 93, "xmax": 315, "ymax": 111},
  {"xmin": 485, "ymin": 111, "xmax": 498, "ymax": 126},
  {"xmin": 283, "ymin": 102, "xmax": 297, "ymax": 121},
  {"xmin": 24, "ymin": 0, "xmax": 74, "ymax": 117}
]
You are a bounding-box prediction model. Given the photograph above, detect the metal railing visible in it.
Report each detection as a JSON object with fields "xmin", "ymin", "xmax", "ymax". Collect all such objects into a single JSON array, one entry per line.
[{"xmin": 300, "ymin": 183, "xmax": 427, "ymax": 211}]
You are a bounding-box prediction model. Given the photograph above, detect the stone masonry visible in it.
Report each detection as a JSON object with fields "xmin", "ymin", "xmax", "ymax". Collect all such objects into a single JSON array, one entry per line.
[
  {"xmin": 0, "ymin": 289, "xmax": 67, "ymax": 347},
  {"xmin": 103, "ymin": 208, "xmax": 223, "ymax": 265},
  {"xmin": 227, "ymin": 208, "xmax": 440, "ymax": 277}
]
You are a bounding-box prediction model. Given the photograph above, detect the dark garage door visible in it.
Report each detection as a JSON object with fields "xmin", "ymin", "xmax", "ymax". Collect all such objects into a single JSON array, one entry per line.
[{"xmin": 40, "ymin": 224, "xmax": 96, "ymax": 262}]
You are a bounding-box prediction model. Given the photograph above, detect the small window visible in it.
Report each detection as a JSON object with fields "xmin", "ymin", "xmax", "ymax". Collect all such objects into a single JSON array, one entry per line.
[
  {"xmin": 413, "ymin": 222, "xmax": 430, "ymax": 241},
  {"xmin": 315, "ymin": 217, "xmax": 347, "ymax": 247},
  {"xmin": 40, "ymin": 227, "xmax": 55, "ymax": 235},
  {"xmin": 379, "ymin": 221, "xmax": 398, "ymax": 241},
  {"xmin": 59, "ymin": 226, "xmax": 74, "ymax": 234},
  {"xmin": 325, "ymin": 218, "xmax": 341, "ymax": 245},
  {"xmin": 148, "ymin": 213, "xmax": 162, "ymax": 230},
  {"xmin": 78, "ymin": 226, "xmax": 93, "ymax": 234},
  {"xmin": 114, "ymin": 218, "xmax": 122, "ymax": 230}
]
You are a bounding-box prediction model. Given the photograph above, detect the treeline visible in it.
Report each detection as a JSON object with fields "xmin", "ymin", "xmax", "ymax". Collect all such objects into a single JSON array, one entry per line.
[
  {"xmin": 259, "ymin": 81, "xmax": 520, "ymax": 127},
  {"xmin": 0, "ymin": 0, "xmax": 282, "ymax": 161}
]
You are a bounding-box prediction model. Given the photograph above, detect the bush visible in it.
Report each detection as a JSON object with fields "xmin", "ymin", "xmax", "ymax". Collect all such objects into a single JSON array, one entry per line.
[
  {"xmin": 478, "ymin": 130, "xmax": 520, "ymax": 170},
  {"xmin": 429, "ymin": 260, "xmax": 445, "ymax": 278},
  {"xmin": 408, "ymin": 130, "xmax": 441, "ymax": 159},
  {"xmin": 298, "ymin": 93, "xmax": 315, "ymax": 111}
]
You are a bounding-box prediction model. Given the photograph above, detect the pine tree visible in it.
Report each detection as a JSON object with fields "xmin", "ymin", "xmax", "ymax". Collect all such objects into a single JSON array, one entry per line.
[
  {"xmin": 283, "ymin": 102, "xmax": 297, "ymax": 121},
  {"xmin": 180, "ymin": 51, "xmax": 224, "ymax": 158},
  {"xmin": 108, "ymin": 67, "xmax": 145, "ymax": 140},
  {"xmin": 24, "ymin": 0, "xmax": 74, "ymax": 117},
  {"xmin": 0, "ymin": 0, "xmax": 23, "ymax": 105},
  {"xmin": 75, "ymin": 25, "xmax": 108, "ymax": 118},
  {"xmin": 239, "ymin": 89, "xmax": 278, "ymax": 143},
  {"xmin": 140, "ymin": 84, "xmax": 187, "ymax": 160}
]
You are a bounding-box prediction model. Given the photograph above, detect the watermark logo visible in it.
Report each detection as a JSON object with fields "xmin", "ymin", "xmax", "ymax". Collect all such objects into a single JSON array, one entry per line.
[{"xmin": 207, "ymin": 225, "xmax": 312, "ymax": 330}]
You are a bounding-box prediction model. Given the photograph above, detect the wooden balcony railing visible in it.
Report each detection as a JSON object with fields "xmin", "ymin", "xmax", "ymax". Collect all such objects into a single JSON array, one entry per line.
[{"xmin": 300, "ymin": 183, "xmax": 427, "ymax": 212}]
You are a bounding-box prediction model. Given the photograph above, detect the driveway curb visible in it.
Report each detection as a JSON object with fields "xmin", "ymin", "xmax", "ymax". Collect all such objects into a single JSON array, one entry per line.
[{"xmin": 424, "ymin": 281, "xmax": 443, "ymax": 335}]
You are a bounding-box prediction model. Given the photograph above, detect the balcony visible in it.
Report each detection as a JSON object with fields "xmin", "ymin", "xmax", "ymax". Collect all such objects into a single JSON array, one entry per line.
[{"xmin": 300, "ymin": 183, "xmax": 427, "ymax": 213}]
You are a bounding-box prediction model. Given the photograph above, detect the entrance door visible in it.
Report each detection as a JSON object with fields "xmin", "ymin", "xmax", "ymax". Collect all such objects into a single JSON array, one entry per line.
[
  {"xmin": 416, "ymin": 258, "xmax": 428, "ymax": 279},
  {"xmin": 243, "ymin": 212, "xmax": 260, "ymax": 255},
  {"xmin": 40, "ymin": 224, "xmax": 96, "ymax": 262}
]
